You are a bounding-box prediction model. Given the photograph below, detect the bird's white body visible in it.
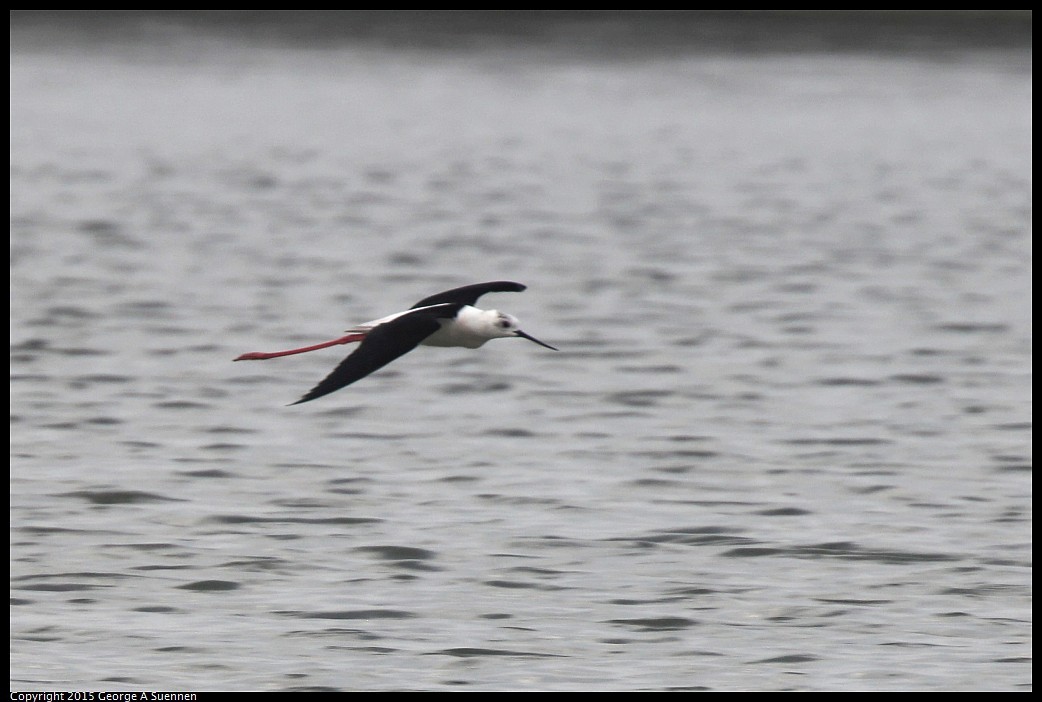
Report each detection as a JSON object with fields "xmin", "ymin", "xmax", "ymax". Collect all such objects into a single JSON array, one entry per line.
[
  {"xmin": 424, "ymin": 306, "xmax": 516, "ymax": 348},
  {"xmin": 349, "ymin": 305, "xmax": 518, "ymax": 349}
]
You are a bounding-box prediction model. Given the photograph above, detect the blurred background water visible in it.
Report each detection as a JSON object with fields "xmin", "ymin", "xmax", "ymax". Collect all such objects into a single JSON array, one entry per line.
[{"xmin": 10, "ymin": 11, "xmax": 1032, "ymax": 691}]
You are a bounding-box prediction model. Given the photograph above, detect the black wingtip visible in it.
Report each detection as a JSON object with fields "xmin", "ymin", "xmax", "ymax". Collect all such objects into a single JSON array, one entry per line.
[
  {"xmin": 287, "ymin": 388, "xmax": 324, "ymax": 405},
  {"xmin": 288, "ymin": 388, "xmax": 325, "ymax": 405},
  {"xmin": 411, "ymin": 281, "xmax": 528, "ymax": 309}
]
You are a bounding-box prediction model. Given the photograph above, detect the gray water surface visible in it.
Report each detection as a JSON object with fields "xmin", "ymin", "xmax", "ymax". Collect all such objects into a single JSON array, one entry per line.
[{"xmin": 10, "ymin": 13, "xmax": 1032, "ymax": 691}]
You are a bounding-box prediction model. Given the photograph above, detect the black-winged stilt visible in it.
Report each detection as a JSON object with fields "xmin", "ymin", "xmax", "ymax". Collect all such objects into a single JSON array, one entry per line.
[{"xmin": 234, "ymin": 281, "xmax": 557, "ymax": 405}]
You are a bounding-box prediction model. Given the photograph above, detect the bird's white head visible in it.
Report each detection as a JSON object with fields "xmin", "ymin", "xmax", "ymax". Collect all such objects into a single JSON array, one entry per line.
[{"xmin": 486, "ymin": 310, "xmax": 558, "ymax": 350}]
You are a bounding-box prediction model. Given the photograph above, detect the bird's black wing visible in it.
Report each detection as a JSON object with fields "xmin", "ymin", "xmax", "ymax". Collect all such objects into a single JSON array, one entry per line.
[
  {"xmin": 290, "ymin": 307, "xmax": 455, "ymax": 405},
  {"xmin": 410, "ymin": 281, "xmax": 526, "ymax": 309}
]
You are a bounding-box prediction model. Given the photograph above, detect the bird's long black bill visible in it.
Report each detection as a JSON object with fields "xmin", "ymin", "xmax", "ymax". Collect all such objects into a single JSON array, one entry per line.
[{"xmin": 516, "ymin": 330, "xmax": 558, "ymax": 351}]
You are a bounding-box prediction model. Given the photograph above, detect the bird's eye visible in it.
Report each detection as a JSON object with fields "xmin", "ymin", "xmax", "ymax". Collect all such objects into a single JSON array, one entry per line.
[{"xmin": 498, "ymin": 319, "xmax": 511, "ymax": 329}]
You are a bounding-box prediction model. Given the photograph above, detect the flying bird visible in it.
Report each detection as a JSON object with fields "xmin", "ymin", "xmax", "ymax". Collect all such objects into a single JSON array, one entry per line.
[{"xmin": 234, "ymin": 281, "xmax": 557, "ymax": 404}]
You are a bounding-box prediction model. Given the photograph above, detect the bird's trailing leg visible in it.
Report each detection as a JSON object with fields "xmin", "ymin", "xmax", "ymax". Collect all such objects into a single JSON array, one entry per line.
[{"xmin": 233, "ymin": 333, "xmax": 366, "ymax": 361}]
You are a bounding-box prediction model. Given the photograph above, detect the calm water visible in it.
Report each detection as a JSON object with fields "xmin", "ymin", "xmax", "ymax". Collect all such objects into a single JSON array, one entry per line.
[{"xmin": 10, "ymin": 13, "xmax": 1032, "ymax": 691}]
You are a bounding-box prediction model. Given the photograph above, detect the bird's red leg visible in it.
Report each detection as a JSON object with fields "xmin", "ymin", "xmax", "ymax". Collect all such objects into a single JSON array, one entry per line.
[{"xmin": 234, "ymin": 333, "xmax": 366, "ymax": 361}]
